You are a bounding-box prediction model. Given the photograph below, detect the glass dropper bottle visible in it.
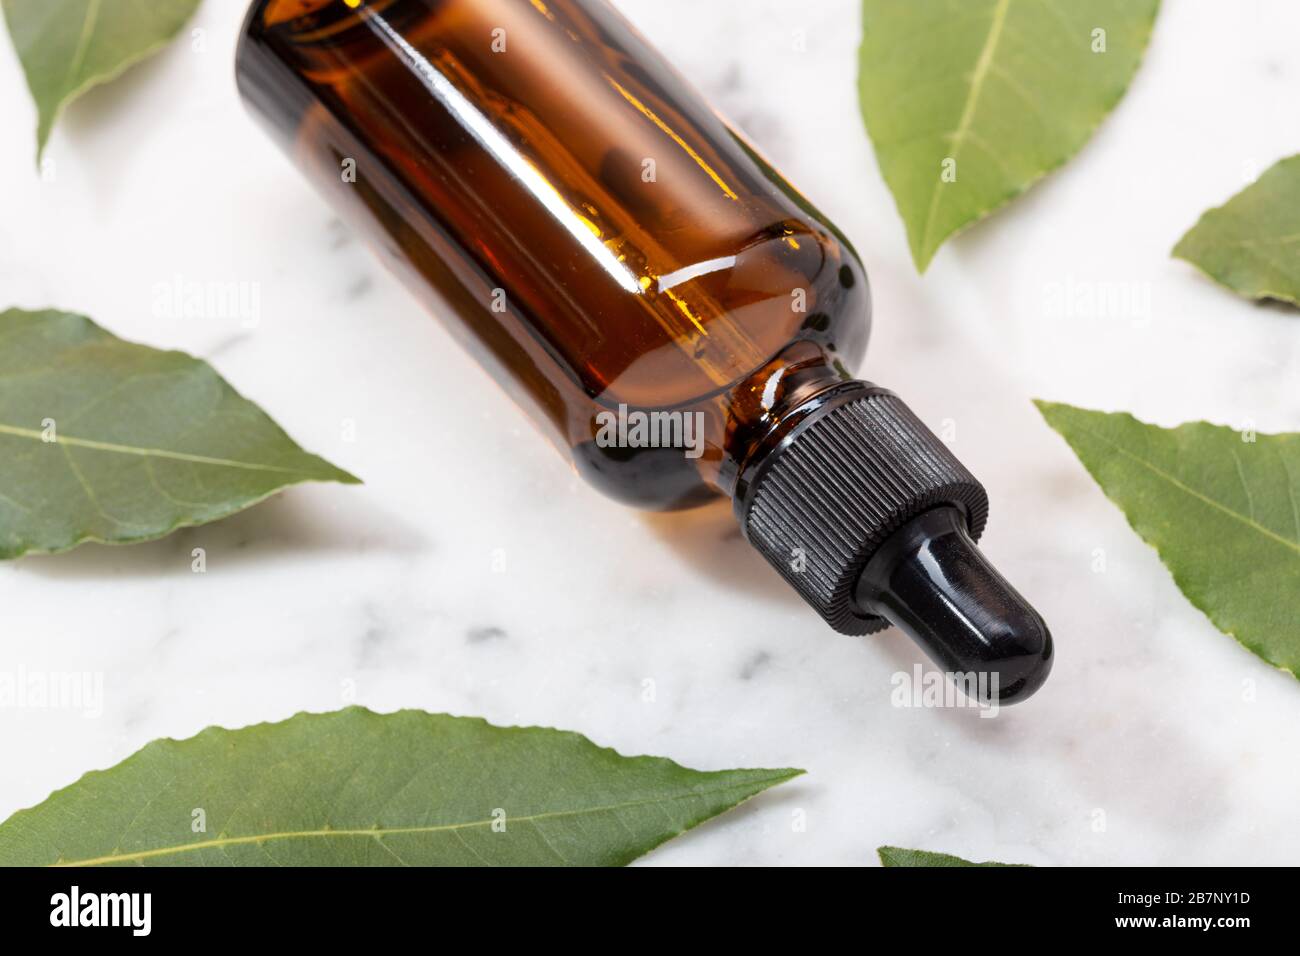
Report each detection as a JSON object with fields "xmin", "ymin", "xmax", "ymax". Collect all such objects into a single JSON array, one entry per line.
[{"xmin": 236, "ymin": 0, "xmax": 1053, "ymax": 703}]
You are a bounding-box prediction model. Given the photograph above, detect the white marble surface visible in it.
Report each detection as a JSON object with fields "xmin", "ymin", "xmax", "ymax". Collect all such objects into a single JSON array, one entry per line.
[{"xmin": 2, "ymin": 0, "xmax": 1299, "ymax": 866}]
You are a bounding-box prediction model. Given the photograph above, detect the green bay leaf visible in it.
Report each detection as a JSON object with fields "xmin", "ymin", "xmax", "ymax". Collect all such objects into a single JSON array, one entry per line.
[
  {"xmin": 1173, "ymin": 154, "xmax": 1300, "ymax": 306},
  {"xmin": 0, "ymin": 307, "xmax": 357, "ymax": 558},
  {"xmin": 878, "ymin": 846, "xmax": 1024, "ymax": 867},
  {"xmin": 1, "ymin": 0, "xmax": 202, "ymax": 160},
  {"xmin": 0, "ymin": 707, "xmax": 802, "ymax": 866},
  {"xmin": 858, "ymin": 0, "xmax": 1159, "ymax": 271},
  {"xmin": 1036, "ymin": 401, "xmax": 1300, "ymax": 678}
]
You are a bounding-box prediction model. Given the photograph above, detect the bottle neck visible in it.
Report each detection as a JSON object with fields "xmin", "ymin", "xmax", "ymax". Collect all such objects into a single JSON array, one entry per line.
[{"xmin": 730, "ymin": 377, "xmax": 881, "ymax": 519}]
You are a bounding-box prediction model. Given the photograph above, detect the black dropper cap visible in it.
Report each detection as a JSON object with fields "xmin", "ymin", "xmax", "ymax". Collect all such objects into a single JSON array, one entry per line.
[{"xmin": 738, "ymin": 382, "xmax": 1052, "ymax": 704}]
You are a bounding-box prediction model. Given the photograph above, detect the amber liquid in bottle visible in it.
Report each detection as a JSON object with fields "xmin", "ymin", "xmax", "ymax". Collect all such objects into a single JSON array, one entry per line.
[
  {"xmin": 237, "ymin": 0, "xmax": 1054, "ymax": 702},
  {"xmin": 237, "ymin": 0, "xmax": 868, "ymax": 510}
]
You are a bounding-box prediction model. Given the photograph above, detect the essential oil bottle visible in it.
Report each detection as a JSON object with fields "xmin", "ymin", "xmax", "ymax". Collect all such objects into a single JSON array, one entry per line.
[{"xmin": 236, "ymin": 0, "xmax": 1053, "ymax": 702}]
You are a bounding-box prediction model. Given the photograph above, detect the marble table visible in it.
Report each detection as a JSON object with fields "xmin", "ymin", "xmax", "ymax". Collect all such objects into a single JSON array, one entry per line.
[{"xmin": 1, "ymin": 0, "xmax": 1298, "ymax": 865}]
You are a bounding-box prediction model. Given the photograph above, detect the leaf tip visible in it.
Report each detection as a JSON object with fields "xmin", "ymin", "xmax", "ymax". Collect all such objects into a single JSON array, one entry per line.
[
  {"xmin": 33, "ymin": 106, "xmax": 57, "ymax": 170},
  {"xmin": 331, "ymin": 466, "xmax": 363, "ymax": 486},
  {"xmin": 764, "ymin": 767, "xmax": 806, "ymax": 787},
  {"xmin": 909, "ymin": 238, "xmax": 937, "ymax": 274},
  {"xmin": 1031, "ymin": 398, "xmax": 1066, "ymax": 425}
]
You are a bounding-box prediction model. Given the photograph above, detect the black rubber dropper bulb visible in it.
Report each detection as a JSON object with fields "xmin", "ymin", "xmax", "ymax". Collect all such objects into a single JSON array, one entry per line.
[
  {"xmin": 739, "ymin": 382, "xmax": 1054, "ymax": 704},
  {"xmin": 854, "ymin": 506, "xmax": 1053, "ymax": 703}
]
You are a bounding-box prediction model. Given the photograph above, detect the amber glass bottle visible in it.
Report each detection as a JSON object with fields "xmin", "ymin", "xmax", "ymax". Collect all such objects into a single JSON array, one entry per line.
[{"xmin": 237, "ymin": 0, "xmax": 1053, "ymax": 702}]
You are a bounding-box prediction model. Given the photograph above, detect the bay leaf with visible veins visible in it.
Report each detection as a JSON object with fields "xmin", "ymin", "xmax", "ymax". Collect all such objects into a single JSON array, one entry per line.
[
  {"xmin": 0, "ymin": 707, "xmax": 802, "ymax": 866},
  {"xmin": 1173, "ymin": 154, "xmax": 1300, "ymax": 306},
  {"xmin": 858, "ymin": 0, "xmax": 1159, "ymax": 271},
  {"xmin": 1037, "ymin": 401, "xmax": 1300, "ymax": 678},
  {"xmin": 1, "ymin": 0, "xmax": 202, "ymax": 160},
  {"xmin": 0, "ymin": 308, "xmax": 358, "ymax": 558}
]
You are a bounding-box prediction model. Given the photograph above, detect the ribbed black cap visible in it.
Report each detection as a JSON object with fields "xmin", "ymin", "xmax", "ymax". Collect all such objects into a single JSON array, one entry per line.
[{"xmin": 740, "ymin": 385, "xmax": 988, "ymax": 635}]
